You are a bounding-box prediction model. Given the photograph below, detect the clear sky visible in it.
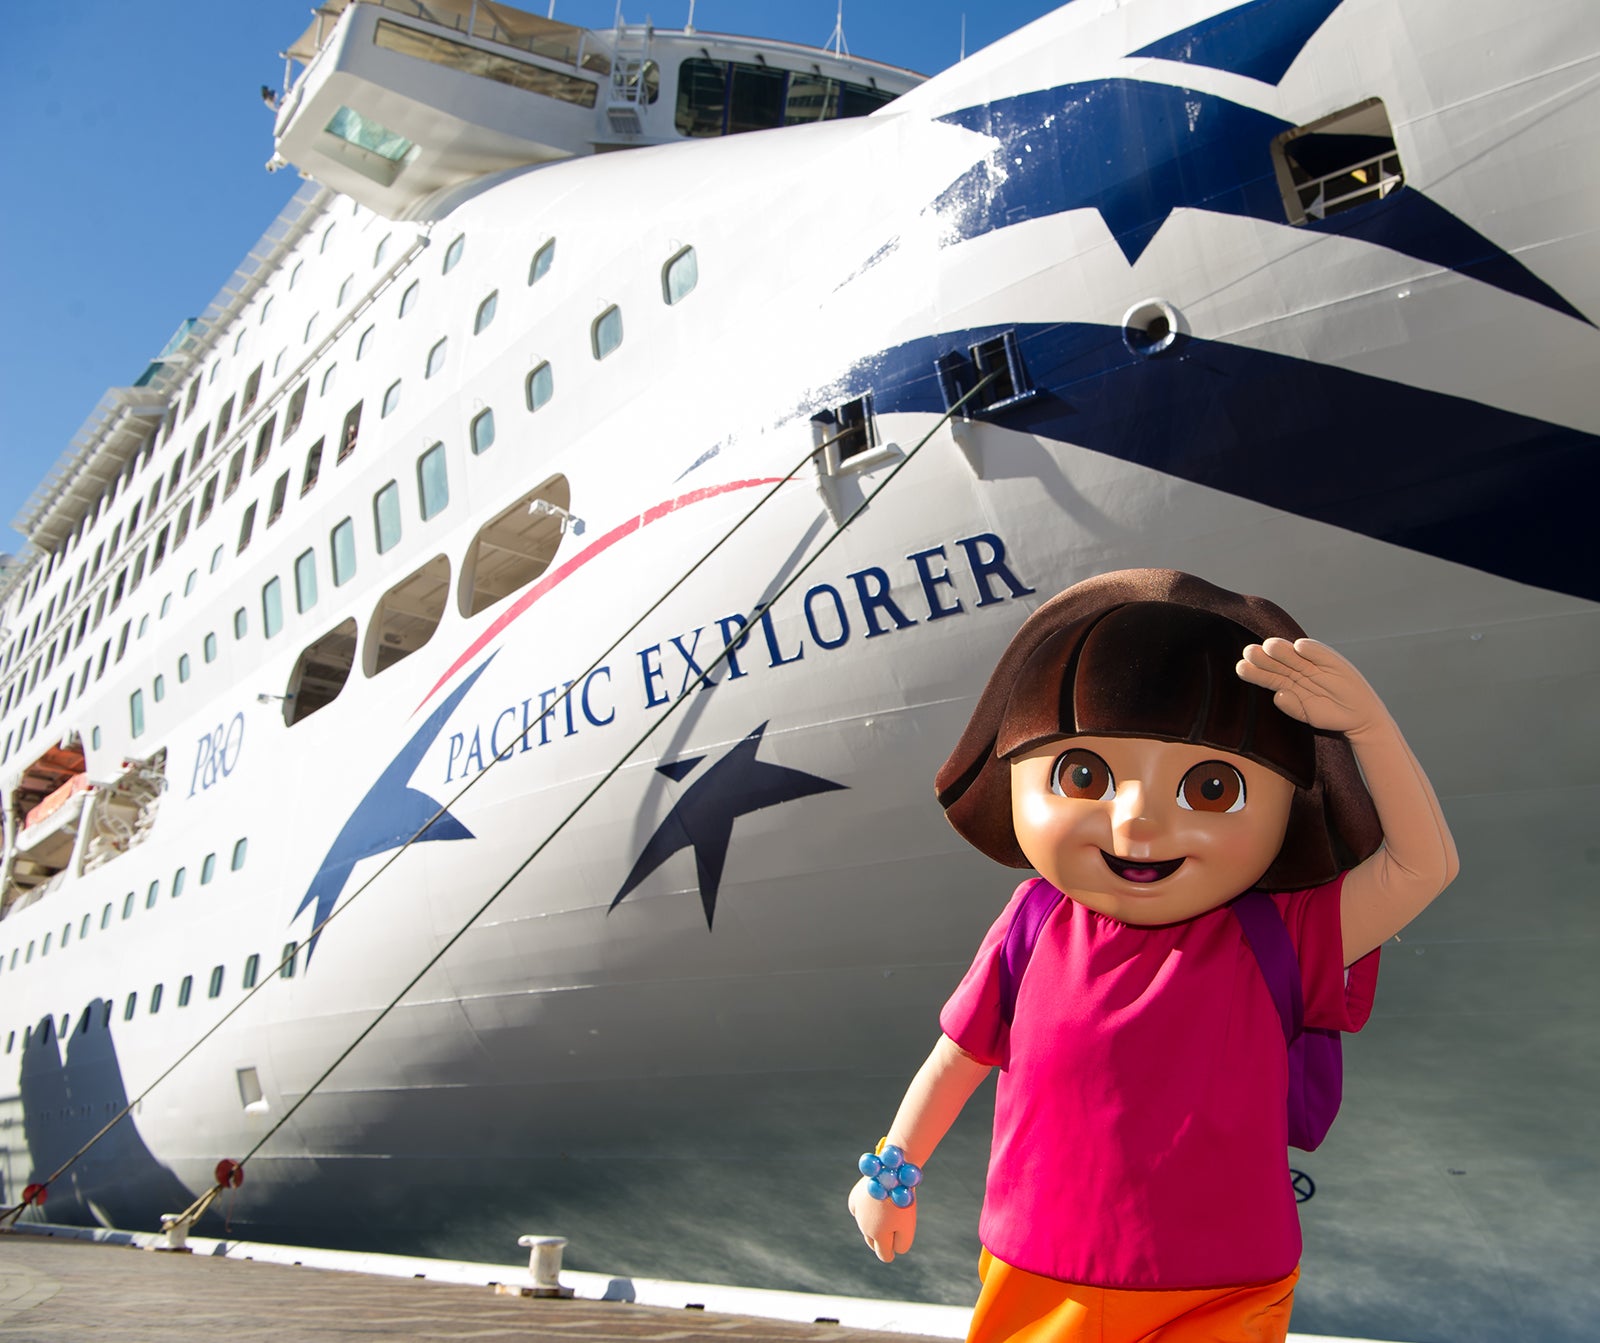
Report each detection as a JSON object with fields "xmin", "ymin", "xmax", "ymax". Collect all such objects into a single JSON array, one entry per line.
[{"xmin": 0, "ymin": 0, "xmax": 1063, "ymax": 556}]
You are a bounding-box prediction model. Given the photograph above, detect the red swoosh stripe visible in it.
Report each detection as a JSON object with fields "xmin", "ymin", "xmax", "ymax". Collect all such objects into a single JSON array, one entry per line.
[{"xmin": 417, "ymin": 477, "xmax": 783, "ymax": 712}]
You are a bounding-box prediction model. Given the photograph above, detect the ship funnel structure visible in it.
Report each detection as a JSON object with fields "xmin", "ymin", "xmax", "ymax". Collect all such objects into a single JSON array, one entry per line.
[{"xmin": 272, "ymin": 0, "xmax": 920, "ymax": 220}]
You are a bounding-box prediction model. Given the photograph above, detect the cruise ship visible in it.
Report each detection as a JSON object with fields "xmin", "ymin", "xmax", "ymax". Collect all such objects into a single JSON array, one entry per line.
[{"xmin": 2, "ymin": 3, "xmax": 1596, "ymax": 1340}]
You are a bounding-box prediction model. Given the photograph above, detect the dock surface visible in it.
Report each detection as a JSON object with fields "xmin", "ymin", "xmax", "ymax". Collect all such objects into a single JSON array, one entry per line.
[{"xmin": 0, "ymin": 1235, "xmax": 952, "ymax": 1343}]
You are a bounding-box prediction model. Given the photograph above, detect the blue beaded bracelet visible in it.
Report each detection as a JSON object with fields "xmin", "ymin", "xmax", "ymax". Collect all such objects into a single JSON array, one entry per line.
[{"xmin": 858, "ymin": 1141, "xmax": 923, "ymax": 1208}]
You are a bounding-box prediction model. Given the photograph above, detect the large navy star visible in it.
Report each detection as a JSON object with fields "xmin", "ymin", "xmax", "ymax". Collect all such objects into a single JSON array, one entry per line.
[
  {"xmin": 610, "ymin": 722, "xmax": 846, "ymax": 928},
  {"xmin": 291, "ymin": 657, "xmax": 491, "ymax": 962}
]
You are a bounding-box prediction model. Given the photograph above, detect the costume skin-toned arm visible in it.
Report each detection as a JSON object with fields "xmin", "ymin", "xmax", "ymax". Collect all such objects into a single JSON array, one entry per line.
[
  {"xmin": 1237, "ymin": 637, "xmax": 1460, "ymax": 965},
  {"xmin": 848, "ymin": 1034, "xmax": 992, "ymax": 1263}
]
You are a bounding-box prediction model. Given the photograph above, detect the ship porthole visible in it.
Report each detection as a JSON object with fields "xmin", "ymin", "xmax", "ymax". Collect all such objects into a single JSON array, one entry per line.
[{"xmin": 1121, "ymin": 300, "xmax": 1182, "ymax": 357}]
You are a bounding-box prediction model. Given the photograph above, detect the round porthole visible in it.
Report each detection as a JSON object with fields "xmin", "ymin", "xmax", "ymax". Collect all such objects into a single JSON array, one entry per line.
[{"xmin": 1121, "ymin": 299, "xmax": 1181, "ymax": 357}]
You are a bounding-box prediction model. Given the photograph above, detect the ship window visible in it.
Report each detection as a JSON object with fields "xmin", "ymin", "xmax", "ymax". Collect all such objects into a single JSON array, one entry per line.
[
  {"xmin": 101, "ymin": 903, "xmax": 111, "ymax": 930},
  {"xmin": 374, "ymin": 235, "xmax": 390, "ymax": 268},
  {"xmin": 129, "ymin": 688, "xmax": 145, "ymax": 738},
  {"xmin": 281, "ymin": 941, "xmax": 297, "ymax": 979},
  {"xmin": 273, "ymin": 348, "xmax": 286, "ymax": 377},
  {"xmin": 663, "ymin": 247, "xmax": 698, "ymax": 304},
  {"xmin": 400, "ymin": 281, "xmax": 420, "ymax": 318},
  {"xmin": 122, "ymin": 891, "xmax": 135, "ymax": 920},
  {"xmin": 301, "ymin": 438, "xmax": 324, "ymax": 496},
  {"xmin": 339, "ymin": 401, "xmax": 363, "ymax": 462},
  {"xmin": 161, "ymin": 593, "xmax": 172, "ymax": 619},
  {"xmin": 321, "ymin": 363, "xmax": 337, "ymax": 396},
  {"xmin": 337, "ymin": 275, "xmax": 353, "ymax": 307},
  {"xmin": 321, "ymin": 222, "xmax": 336, "ymax": 254},
  {"xmin": 526, "ymin": 361, "xmax": 553, "ymax": 412},
  {"xmin": 234, "ymin": 607, "xmax": 248, "ymax": 639},
  {"xmin": 426, "ymin": 337, "xmax": 448, "ymax": 379},
  {"xmin": 262, "ymin": 577, "xmax": 284, "ymax": 639},
  {"xmin": 204, "ymin": 632, "xmax": 218, "ymax": 663},
  {"xmin": 284, "ymin": 381, "xmax": 309, "ymax": 438},
  {"xmin": 42, "ymin": 933, "xmax": 51, "ymax": 957},
  {"xmin": 252, "ymin": 414, "xmax": 277, "ymax": 473},
  {"xmin": 232, "ymin": 839, "xmax": 247, "ymax": 870},
  {"xmin": 458, "ymin": 474, "xmax": 570, "ymax": 617},
  {"xmin": 295, "ymin": 549, "xmax": 319, "ymax": 613},
  {"xmin": 201, "ymin": 853, "xmax": 217, "ymax": 885},
  {"xmin": 211, "ymin": 544, "xmax": 224, "ymax": 574},
  {"xmin": 153, "ymin": 673, "xmax": 165, "ymax": 703},
  {"xmin": 470, "ymin": 408, "xmax": 495, "ymax": 456},
  {"xmin": 224, "ymin": 448, "xmax": 245, "ymax": 500},
  {"xmin": 149, "ymin": 983, "xmax": 163, "ymax": 1014},
  {"xmin": 242, "ymin": 365, "xmax": 263, "ymax": 414},
  {"xmin": 324, "ymin": 104, "xmax": 415, "ymax": 177},
  {"xmin": 242, "ymin": 954, "xmax": 260, "ymax": 990},
  {"xmin": 357, "ymin": 327, "xmax": 376, "ymax": 364},
  {"xmin": 1273, "ymin": 98, "xmax": 1404, "ymax": 226},
  {"xmin": 728, "ymin": 63, "xmax": 786, "ymax": 134},
  {"xmin": 185, "ymin": 569, "xmax": 198, "ymax": 597},
  {"xmin": 169, "ymin": 455, "xmax": 185, "ymax": 493},
  {"xmin": 382, "ymin": 380, "xmax": 402, "ymax": 418},
  {"xmin": 330, "ymin": 518, "xmax": 357, "ymax": 586},
  {"xmin": 285, "ymin": 618, "xmax": 357, "ymax": 726},
  {"xmin": 123, "ymin": 992, "xmax": 137, "ymax": 1021},
  {"xmin": 208, "ymin": 965, "xmax": 224, "ymax": 999},
  {"xmin": 304, "ymin": 313, "xmax": 319, "ymax": 344},
  {"xmin": 146, "ymin": 880, "xmax": 159, "ymax": 909},
  {"xmin": 417, "ymin": 443, "xmax": 449, "ymax": 520},
  {"xmin": 79, "ymin": 913, "xmax": 89, "ymax": 939},
  {"xmin": 184, "ymin": 378, "xmax": 201, "ymax": 419},
  {"xmin": 130, "ymin": 547, "xmax": 149, "ymax": 591},
  {"xmin": 443, "ymin": 234, "xmax": 466, "ymax": 274},
  {"xmin": 191, "ymin": 428, "xmax": 209, "ymax": 471},
  {"xmin": 529, "ymin": 239, "xmax": 555, "ymax": 284},
  {"xmin": 198, "ymin": 474, "xmax": 219, "ymax": 525},
  {"xmin": 365, "ymin": 554, "xmax": 449, "ymax": 676},
  {"xmin": 178, "ymin": 975, "xmax": 193, "ymax": 1007},
  {"xmin": 373, "ymin": 481, "xmax": 402, "ymax": 554},
  {"xmin": 591, "ymin": 305, "xmax": 623, "ymax": 360},
  {"xmin": 474, "ymin": 291, "xmax": 498, "ymax": 334},
  {"xmin": 237, "ymin": 502, "xmax": 258, "ymax": 555},
  {"xmin": 216, "ymin": 395, "xmax": 234, "ymax": 442},
  {"xmin": 267, "ymin": 471, "xmax": 290, "ymax": 527},
  {"xmin": 173, "ymin": 867, "xmax": 186, "ymax": 899},
  {"xmin": 373, "ymin": 20, "xmax": 600, "ymax": 107},
  {"xmin": 179, "ymin": 653, "xmax": 191, "ymax": 682},
  {"xmin": 289, "ymin": 261, "xmax": 304, "ymax": 291}
]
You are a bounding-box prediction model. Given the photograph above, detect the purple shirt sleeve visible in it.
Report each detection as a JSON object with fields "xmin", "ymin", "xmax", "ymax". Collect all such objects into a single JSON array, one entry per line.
[
  {"xmin": 1272, "ymin": 873, "xmax": 1381, "ymax": 1033},
  {"xmin": 939, "ymin": 882, "xmax": 1034, "ymax": 1068}
]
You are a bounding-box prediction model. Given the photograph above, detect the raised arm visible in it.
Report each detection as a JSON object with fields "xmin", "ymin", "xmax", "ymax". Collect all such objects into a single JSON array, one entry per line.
[
  {"xmin": 848, "ymin": 1034, "xmax": 992, "ymax": 1263},
  {"xmin": 1237, "ymin": 637, "xmax": 1459, "ymax": 965}
]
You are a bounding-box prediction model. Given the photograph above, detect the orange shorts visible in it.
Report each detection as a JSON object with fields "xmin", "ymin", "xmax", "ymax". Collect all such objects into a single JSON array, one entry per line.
[{"xmin": 967, "ymin": 1249, "xmax": 1299, "ymax": 1343}]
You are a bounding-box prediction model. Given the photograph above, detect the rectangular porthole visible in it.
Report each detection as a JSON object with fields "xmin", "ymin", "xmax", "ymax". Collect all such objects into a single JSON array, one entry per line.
[
  {"xmin": 936, "ymin": 330, "xmax": 1036, "ymax": 417},
  {"xmin": 1272, "ymin": 97, "xmax": 1403, "ymax": 226},
  {"xmin": 237, "ymin": 1066, "xmax": 267, "ymax": 1112}
]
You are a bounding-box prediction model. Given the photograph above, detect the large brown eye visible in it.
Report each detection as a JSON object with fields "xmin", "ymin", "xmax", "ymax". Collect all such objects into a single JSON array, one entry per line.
[
  {"xmin": 1051, "ymin": 749, "xmax": 1114, "ymax": 801},
  {"xmin": 1178, "ymin": 761, "xmax": 1246, "ymax": 813}
]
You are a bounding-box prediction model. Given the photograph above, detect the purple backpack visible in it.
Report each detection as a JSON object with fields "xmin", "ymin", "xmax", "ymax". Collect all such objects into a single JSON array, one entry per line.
[{"xmin": 997, "ymin": 880, "xmax": 1343, "ymax": 1152}]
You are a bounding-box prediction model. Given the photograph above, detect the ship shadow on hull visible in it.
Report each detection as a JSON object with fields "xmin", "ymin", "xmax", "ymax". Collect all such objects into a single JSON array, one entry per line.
[{"xmin": 14, "ymin": 1001, "xmax": 193, "ymax": 1229}]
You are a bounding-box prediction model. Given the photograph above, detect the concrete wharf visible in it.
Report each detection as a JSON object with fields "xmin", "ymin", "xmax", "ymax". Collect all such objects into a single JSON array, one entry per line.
[{"xmin": 0, "ymin": 1229, "xmax": 960, "ymax": 1343}]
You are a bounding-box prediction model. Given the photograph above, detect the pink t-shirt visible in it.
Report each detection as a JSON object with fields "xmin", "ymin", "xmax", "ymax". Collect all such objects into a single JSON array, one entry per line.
[{"xmin": 940, "ymin": 876, "xmax": 1379, "ymax": 1290}]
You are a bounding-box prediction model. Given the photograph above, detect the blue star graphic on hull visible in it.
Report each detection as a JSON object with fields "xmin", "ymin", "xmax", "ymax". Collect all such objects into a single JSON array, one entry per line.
[
  {"xmin": 931, "ymin": 79, "xmax": 1587, "ymax": 325},
  {"xmin": 610, "ymin": 722, "xmax": 847, "ymax": 929},
  {"xmin": 291, "ymin": 658, "xmax": 492, "ymax": 961}
]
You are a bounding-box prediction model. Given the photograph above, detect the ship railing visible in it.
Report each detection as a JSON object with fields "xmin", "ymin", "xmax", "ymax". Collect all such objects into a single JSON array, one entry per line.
[{"xmin": 1296, "ymin": 152, "xmax": 1404, "ymax": 222}]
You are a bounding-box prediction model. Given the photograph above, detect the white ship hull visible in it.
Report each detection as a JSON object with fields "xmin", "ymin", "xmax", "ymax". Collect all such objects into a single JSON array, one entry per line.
[{"xmin": 3, "ymin": 3, "xmax": 1597, "ymax": 1339}]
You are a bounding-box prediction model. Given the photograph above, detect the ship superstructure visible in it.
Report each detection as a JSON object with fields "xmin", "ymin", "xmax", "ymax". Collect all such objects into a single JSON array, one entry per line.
[{"xmin": 2, "ymin": 4, "xmax": 1597, "ymax": 1341}]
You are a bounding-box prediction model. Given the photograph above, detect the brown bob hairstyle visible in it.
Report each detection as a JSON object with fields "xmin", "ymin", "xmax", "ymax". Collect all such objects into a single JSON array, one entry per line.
[{"xmin": 935, "ymin": 569, "xmax": 1381, "ymax": 890}]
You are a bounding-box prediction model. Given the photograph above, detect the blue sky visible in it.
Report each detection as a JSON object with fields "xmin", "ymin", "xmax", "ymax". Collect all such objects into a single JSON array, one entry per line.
[{"xmin": 0, "ymin": 0, "xmax": 1062, "ymax": 555}]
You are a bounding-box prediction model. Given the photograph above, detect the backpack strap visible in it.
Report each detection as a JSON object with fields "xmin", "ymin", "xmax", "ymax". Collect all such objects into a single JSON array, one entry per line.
[
  {"xmin": 1230, "ymin": 890, "xmax": 1303, "ymax": 1044},
  {"xmin": 998, "ymin": 878, "xmax": 1068, "ymax": 1026}
]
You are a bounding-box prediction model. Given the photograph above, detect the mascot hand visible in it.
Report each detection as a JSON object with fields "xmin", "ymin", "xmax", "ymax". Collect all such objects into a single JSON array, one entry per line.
[{"xmin": 849, "ymin": 1175, "xmax": 917, "ymax": 1263}]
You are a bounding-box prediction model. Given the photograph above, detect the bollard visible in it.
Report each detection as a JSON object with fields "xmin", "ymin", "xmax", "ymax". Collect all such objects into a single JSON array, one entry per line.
[{"xmin": 496, "ymin": 1235, "xmax": 573, "ymax": 1299}]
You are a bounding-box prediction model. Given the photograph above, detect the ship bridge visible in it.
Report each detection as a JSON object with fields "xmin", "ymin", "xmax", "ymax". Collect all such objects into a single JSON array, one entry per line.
[{"xmin": 272, "ymin": 0, "xmax": 923, "ymax": 220}]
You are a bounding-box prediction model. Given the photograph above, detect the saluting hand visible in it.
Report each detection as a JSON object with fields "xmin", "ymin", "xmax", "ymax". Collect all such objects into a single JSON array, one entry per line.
[{"xmin": 1236, "ymin": 637, "xmax": 1387, "ymax": 738}]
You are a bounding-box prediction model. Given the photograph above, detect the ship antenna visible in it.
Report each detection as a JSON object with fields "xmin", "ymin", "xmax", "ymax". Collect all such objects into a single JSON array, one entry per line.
[
  {"xmin": 827, "ymin": 1, "xmax": 849, "ymax": 57},
  {"xmin": 685, "ymin": 0, "xmax": 695, "ymax": 32},
  {"xmin": 960, "ymin": 12, "xmax": 967, "ymax": 61}
]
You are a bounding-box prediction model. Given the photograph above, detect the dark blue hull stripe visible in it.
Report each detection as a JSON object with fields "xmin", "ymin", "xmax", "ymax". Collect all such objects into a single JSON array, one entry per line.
[
  {"xmin": 844, "ymin": 323, "xmax": 1600, "ymax": 603},
  {"xmin": 1131, "ymin": 0, "xmax": 1346, "ymax": 85}
]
